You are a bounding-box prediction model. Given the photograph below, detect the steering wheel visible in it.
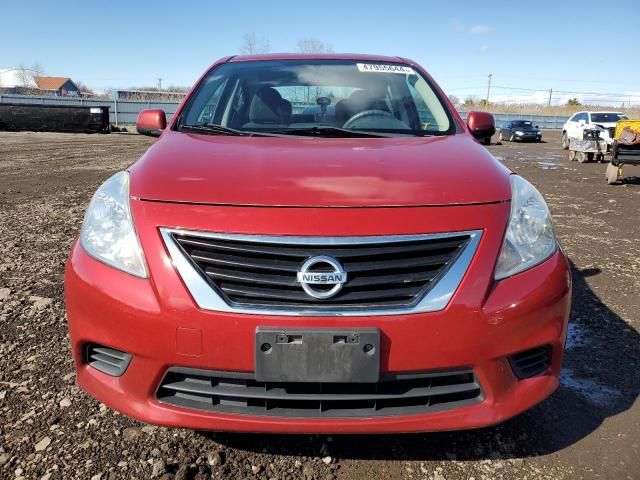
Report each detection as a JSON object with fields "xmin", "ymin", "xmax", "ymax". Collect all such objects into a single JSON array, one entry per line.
[{"xmin": 342, "ymin": 109, "xmax": 394, "ymax": 129}]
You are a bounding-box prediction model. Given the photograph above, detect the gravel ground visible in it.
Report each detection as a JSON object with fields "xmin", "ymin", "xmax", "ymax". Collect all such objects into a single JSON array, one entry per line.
[{"xmin": 0, "ymin": 130, "xmax": 638, "ymax": 480}]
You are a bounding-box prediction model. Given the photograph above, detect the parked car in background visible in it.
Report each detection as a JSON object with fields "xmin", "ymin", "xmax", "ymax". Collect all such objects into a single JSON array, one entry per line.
[
  {"xmin": 561, "ymin": 111, "xmax": 628, "ymax": 150},
  {"xmin": 498, "ymin": 120, "xmax": 542, "ymax": 142},
  {"xmin": 65, "ymin": 53, "xmax": 569, "ymax": 434}
]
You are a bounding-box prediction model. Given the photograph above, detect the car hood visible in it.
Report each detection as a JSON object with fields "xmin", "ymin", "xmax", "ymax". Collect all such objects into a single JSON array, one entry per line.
[{"xmin": 129, "ymin": 130, "xmax": 512, "ymax": 207}]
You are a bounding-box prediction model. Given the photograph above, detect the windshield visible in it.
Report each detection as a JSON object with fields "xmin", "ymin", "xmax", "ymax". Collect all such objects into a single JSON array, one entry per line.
[
  {"xmin": 178, "ymin": 59, "xmax": 454, "ymax": 137},
  {"xmin": 512, "ymin": 121, "xmax": 533, "ymax": 127},
  {"xmin": 591, "ymin": 113, "xmax": 628, "ymax": 123}
]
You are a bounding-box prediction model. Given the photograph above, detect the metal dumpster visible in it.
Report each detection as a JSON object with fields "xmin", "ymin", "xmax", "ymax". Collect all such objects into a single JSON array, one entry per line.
[{"xmin": 0, "ymin": 103, "xmax": 110, "ymax": 133}]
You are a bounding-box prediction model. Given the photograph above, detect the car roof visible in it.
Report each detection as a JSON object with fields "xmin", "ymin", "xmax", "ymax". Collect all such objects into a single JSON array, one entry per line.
[{"xmin": 229, "ymin": 53, "xmax": 410, "ymax": 63}]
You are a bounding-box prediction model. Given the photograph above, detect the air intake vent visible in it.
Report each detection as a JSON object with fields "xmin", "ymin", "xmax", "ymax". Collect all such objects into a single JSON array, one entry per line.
[
  {"xmin": 508, "ymin": 345, "xmax": 552, "ymax": 379},
  {"xmin": 157, "ymin": 367, "xmax": 483, "ymax": 418},
  {"xmin": 86, "ymin": 344, "xmax": 131, "ymax": 377}
]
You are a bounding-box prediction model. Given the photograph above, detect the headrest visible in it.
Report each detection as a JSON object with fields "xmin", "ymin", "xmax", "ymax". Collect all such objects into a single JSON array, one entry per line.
[{"xmin": 249, "ymin": 87, "xmax": 291, "ymax": 124}]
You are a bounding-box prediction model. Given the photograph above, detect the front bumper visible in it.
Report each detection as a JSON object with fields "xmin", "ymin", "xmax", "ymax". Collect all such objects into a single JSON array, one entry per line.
[
  {"xmin": 65, "ymin": 202, "xmax": 571, "ymax": 433},
  {"xmin": 515, "ymin": 133, "xmax": 542, "ymax": 141}
]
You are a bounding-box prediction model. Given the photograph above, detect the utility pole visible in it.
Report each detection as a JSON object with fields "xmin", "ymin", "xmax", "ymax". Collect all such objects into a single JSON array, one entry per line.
[
  {"xmin": 157, "ymin": 78, "xmax": 162, "ymax": 90},
  {"xmin": 485, "ymin": 74, "xmax": 492, "ymax": 106},
  {"xmin": 548, "ymin": 88, "xmax": 553, "ymax": 106}
]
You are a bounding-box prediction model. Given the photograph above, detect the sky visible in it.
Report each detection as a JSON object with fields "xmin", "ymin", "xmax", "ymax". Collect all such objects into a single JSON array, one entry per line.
[{"xmin": 2, "ymin": 0, "xmax": 639, "ymax": 106}]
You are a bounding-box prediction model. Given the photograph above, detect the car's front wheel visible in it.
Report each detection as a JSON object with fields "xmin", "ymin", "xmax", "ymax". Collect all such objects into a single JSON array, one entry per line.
[{"xmin": 561, "ymin": 131, "xmax": 570, "ymax": 150}]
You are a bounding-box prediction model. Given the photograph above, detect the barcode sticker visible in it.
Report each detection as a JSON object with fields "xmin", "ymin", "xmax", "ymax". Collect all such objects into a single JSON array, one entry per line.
[{"xmin": 356, "ymin": 63, "xmax": 416, "ymax": 75}]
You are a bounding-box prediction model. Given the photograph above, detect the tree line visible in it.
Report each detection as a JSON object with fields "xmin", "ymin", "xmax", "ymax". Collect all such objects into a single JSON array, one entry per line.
[{"xmin": 240, "ymin": 33, "xmax": 334, "ymax": 54}]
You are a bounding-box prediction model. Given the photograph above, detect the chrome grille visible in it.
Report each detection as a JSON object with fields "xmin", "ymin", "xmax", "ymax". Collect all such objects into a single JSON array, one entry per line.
[{"xmin": 170, "ymin": 231, "xmax": 472, "ymax": 311}]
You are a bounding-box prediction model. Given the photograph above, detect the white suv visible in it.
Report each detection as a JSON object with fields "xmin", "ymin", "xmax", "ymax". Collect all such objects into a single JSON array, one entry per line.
[{"xmin": 561, "ymin": 111, "xmax": 628, "ymax": 150}]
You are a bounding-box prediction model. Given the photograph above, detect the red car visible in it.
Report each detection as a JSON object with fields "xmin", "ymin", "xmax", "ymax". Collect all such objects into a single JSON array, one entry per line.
[{"xmin": 65, "ymin": 54, "xmax": 571, "ymax": 433}]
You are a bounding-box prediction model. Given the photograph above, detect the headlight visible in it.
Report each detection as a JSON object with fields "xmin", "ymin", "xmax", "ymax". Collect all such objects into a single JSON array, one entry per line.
[
  {"xmin": 495, "ymin": 175, "xmax": 557, "ymax": 280},
  {"xmin": 536, "ymin": 131, "xmax": 542, "ymax": 135},
  {"xmin": 515, "ymin": 130, "xmax": 524, "ymax": 135},
  {"xmin": 80, "ymin": 171, "xmax": 147, "ymax": 277}
]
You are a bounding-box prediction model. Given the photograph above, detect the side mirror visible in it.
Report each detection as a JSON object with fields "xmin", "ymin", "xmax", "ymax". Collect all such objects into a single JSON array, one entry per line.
[
  {"xmin": 467, "ymin": 111, "xmax": 495, "ymax": 141},
  {"xmin": 136, "ymin": 109, "xmax": 166, "ymax": 137},
  {"xmin": 578, "ymin": 119, "xmax": 586, "ymax": 126}
]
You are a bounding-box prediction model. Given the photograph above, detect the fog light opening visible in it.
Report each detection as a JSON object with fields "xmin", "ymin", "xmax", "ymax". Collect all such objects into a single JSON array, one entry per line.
[{"xmin": 85, "ymin": 343, "xmax": 132, "ymax": 377}]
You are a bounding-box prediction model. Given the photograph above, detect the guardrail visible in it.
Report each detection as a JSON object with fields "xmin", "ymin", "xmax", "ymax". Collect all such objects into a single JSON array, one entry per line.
[
  {"xmin": 458, "ymin": 111, "xmax": 570, "ymax": 130},
  {"xmin": 0, "ymin": 93, "xmax": 571, "ymax": 129}
]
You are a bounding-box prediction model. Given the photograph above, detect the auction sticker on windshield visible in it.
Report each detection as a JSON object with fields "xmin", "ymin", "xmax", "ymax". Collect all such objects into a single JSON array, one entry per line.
[{"xmin": 357, "ymin": 63, "xmax": 416, "ymax": 75}]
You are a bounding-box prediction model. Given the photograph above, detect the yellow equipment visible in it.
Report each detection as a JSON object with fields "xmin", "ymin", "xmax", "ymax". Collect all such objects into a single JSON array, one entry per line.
[{"xmin": 607, "ymin": 120, "xmax": 640, "ymax": 185}]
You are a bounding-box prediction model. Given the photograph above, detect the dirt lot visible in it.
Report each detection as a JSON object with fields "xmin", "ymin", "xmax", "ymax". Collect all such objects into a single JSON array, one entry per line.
[{"xmin": 0, "ymin": 130, "xmax": 639, "ymax": 480}]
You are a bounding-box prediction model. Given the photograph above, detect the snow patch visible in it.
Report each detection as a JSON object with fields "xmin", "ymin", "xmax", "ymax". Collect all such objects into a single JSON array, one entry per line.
[
  {"xmin": 566, "ymin": 322, "xmax": 586, "ymax": 350},
  {"xmin": 560, "ymin": 368, "xmax": 620, "ymax": 406}
]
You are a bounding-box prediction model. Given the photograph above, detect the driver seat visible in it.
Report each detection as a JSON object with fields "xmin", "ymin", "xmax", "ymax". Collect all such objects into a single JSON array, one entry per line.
[{"xmin": 335, "ymin": 90, "xmax": 389, "ymax": 126}]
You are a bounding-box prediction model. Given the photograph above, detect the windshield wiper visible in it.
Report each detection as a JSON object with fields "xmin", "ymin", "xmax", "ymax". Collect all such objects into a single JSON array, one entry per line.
[
  {"xmin": 179, "ymin": 124, "xmax": 278, "ymax": 137},
  {"xmin": 265, "ymin": 126, "xmax": 394, "ymax": 138}
]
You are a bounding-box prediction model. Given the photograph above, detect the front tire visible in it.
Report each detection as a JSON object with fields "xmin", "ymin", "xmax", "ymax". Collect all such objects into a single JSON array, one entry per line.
[
  {"xmin": 561, "ymin": 131, "xmax": 570, "ymax": 150},
  {"xmin": 576, "ymin": 151, "xmax": 587, "ymax": 163},
  {"xmin": 569, "ymin": 150, "xmax": 576, "ymax": 161}
]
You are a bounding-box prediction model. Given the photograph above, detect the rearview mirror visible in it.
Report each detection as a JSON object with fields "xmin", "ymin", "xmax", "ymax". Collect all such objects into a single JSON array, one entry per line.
[
  {"xmin": 466, "ymin": 111, "xmax": 495, "ymax": 141},
  {"xmin": 136, "ymin": 109, "xmax": 166, "ymax": 137}
]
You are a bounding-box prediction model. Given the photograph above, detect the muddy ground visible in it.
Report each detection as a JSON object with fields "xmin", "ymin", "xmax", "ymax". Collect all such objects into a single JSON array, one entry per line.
[{"xmin": 0, "ymin": 130, "xmax": 638, "ymax": 480}]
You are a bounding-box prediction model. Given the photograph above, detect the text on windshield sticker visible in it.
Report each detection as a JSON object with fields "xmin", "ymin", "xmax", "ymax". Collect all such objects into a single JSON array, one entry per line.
[{"xmin": 356, "ymin": 63, "xmax": 416, "ymax": 75}]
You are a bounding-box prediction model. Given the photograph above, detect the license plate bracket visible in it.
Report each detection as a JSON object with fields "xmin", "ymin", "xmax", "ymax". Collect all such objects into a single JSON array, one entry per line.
[{"xmin": 255, "ymin": 327, "xmax": 380, "ymax": 383}]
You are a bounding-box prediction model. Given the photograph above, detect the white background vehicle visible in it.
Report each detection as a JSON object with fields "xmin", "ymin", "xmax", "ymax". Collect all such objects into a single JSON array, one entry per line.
[{"xmin": 561, "ymin": 111, "xmax": 628, "ymax": 149}]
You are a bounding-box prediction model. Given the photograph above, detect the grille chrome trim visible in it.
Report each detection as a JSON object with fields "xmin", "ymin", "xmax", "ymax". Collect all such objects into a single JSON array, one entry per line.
[{"xmin": 160, "ymin": 228, "xmax": 482, "ymax": 316}]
